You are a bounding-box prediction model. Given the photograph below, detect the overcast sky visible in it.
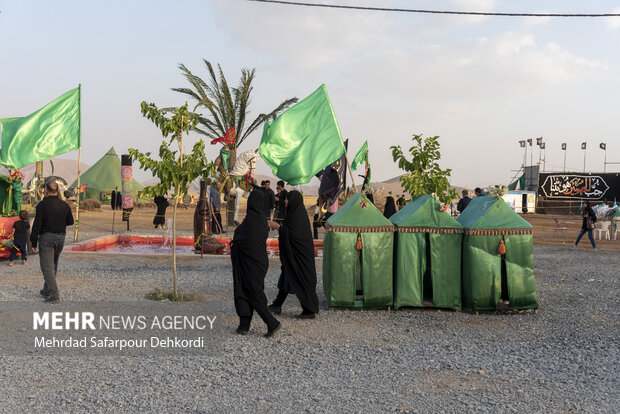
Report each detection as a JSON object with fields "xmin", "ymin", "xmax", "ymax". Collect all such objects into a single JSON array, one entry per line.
[{"xmin": 1, "ymin": 0, "xmax": 619, "ymax": 187}]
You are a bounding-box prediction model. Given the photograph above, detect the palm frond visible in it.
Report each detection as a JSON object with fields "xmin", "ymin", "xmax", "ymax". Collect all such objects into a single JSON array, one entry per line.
[{"xmin": 238, "ymin": 97, "xmax": 298, "ymax": 146}]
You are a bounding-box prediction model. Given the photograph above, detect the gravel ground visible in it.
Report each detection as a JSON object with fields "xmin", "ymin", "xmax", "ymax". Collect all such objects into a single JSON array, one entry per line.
[{"xmin": 0, "ymin": 245, "xmax": 618, "ymax": 413}]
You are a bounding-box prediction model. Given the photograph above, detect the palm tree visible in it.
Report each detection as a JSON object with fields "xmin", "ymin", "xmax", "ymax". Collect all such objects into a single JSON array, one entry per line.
[{"xmin": 172, "ymin": 59, "xmax": 298, "ymax": 169}]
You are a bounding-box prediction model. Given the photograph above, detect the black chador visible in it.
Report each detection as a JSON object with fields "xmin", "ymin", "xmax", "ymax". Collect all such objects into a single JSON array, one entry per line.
[
  {"xmin": 270, "ymin": 191, "xmax": 319, "ymax": 318},
  {"xmin": 231, "ymin": 190, "xmax": 280, "ymax": 337},
  {"xmin": 383, "ymin": 196, "xmax": 396, "ymax": 219},
  {"xmin": 153, "ymin": 196, "xmax": 169, "ymax": 227}
]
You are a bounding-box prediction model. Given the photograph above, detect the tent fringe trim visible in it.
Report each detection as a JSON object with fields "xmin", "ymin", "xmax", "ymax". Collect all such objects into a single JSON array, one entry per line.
[
  {"xmin": 396, "ymin": 226, "xmax": 463, "ymax": 234},
  {"xmin": 463, "ymin": 228, "xmax": 532, "ymax": 236},
  {"xmin": 327, "ymin": 225, "xmax": 395, "ymax": 233}
]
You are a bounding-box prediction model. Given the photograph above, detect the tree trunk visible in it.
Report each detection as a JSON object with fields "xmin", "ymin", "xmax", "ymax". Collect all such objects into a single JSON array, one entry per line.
[
  {"xmin": 172, "ymin": 196, "xmax": 179, "ymax": 296},
  {"xmin": 227, "ymin": 147, "xmax": 237, "ymax": 173}
]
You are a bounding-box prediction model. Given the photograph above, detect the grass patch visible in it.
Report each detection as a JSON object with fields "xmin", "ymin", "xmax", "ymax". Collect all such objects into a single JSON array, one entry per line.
[{"xmin": 145, "ymin": 288, "xmax": 195, "ymax": 302}]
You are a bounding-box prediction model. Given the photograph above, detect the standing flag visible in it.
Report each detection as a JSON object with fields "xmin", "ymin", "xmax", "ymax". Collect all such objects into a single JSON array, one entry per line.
[
  {"xmin": 581, "ymin": 142, "xmax": 587, "ymax": 150},
  {"xmin": 80, "ymin": 184, "xmax": 88, "ymax": 193},
  {"xmin": 121, "ymin": 154, "xmax": 134, "ymax": 225},
  {"xmin": 0, "ymin": 86, "xmax": 80, "ymax": 169},
  {"xmin": 318, "ymin": 139, "xmax": 348, "ymax": 211},
  {"xmin": 350, "ymin": 141, "xmax": 368, "ymax": 171},
  {"xmin": 259, "ymin": 84, "xmax": 346, "ymax": 185}
]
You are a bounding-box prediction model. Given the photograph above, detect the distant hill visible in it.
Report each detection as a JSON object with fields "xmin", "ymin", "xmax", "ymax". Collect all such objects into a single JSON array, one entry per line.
[{"xmin": 0, "ymin": 158, "xmax": 90, "ymax": 185}]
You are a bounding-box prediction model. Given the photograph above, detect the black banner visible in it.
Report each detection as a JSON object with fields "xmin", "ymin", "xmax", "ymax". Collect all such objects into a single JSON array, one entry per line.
[{"xmin": 538, "ymin": 172, "xmax": 620, "ymax": 201}]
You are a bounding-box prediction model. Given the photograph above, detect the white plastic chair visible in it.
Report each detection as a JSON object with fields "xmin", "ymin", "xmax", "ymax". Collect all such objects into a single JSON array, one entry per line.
[{"xmin": 595, "ymin": 221, "xmax": 611, "ymax": 240}]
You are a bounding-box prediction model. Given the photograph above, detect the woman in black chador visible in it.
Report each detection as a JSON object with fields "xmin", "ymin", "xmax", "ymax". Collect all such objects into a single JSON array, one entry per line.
[
  {"xmin": 153, "ymin": 196, "xmax": 169, "ymax": 229},
  {"xmin": 268, "ymin": 190, "xmax": 320, "ymax": 319},
  {"xmin": 231, "ymin": 190, "xmax": 281, "ymax": 337},
  {"xmin": 383, "ymin": 195, "xmax": 397, "ymax": 219}
]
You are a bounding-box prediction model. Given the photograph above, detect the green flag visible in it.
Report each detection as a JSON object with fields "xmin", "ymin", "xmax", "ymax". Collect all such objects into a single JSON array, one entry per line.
[
  {"xmin": 0, "ymin": 86, "xmax": 81, "ymax": 169},
  {"xmin": 350, "ymin": 140, "xmax": 368, "ymax": 171},
  {"xmin": 259, "ymin": 84, "xmax": 345, "ymax": 185}
]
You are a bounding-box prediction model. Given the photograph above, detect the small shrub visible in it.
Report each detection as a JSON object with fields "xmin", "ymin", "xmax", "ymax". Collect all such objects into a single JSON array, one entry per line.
[
  {"xmin": 81, "ymin": 199, "xmax": 101, "ymax": 211},
  {"xmin": 145, "ymin": 288, "xmax": 194, "ymax": 302}
]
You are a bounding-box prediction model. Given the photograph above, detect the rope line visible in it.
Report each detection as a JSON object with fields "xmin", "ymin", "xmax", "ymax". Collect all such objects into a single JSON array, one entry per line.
[{"xmin": 246, "ymin": 0, "xmax": 620, "ymax": 17}]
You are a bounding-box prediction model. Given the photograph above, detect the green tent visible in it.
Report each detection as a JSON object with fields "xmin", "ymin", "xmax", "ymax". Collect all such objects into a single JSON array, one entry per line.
[
  {"xmin": 390, "ymin": 195, "xmax": 463, "ymax": 311},
  {"xmin": 323, "ymin": 193, "xmax": 394, "ymax": 308},
  {"xmin": 457, "ymin": 196, "xmax": 538, "ymax": 311},
  {"xmin": 69, "ymin": 147, "xmax": 143, "ymax": 202}
]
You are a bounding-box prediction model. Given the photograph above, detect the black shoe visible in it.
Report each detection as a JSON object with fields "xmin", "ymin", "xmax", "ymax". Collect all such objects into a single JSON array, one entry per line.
[
  {"xmin": 236, "ymin": 327, "xmax": 249, "ymax": 335},
  {"xmin": 45, "ymin": 296, "xmax": 59, "ymax": 303},
  {"xmin": 268, "ymin": 304, "xmax": 282, "ymax": 314},
  {"xmin": 264, "ymin": 322, "xmax": 281, "ymax": 338},
  {"xmin": 40, "ymin": 289, "xmax": 50, "ymax": 297},
  {"xmin": 296, "ymin": 312, "xmax": 316, "ymax": 319}
]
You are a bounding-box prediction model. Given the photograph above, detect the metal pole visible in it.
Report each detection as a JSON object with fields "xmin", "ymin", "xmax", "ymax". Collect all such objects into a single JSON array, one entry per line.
[
  {"xmin": 604, "ymin": 149, "xmax": 607, "ymax": 173},
  {"xmin": 563, "ymin": 150, "xmax": 566, "ymax": 172},
  {"xmin": 583, "ymin": 148, "xmax": 586, "ymax": 173}
]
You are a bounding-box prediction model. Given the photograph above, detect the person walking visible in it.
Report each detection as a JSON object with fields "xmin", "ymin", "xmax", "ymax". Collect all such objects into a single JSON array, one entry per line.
[
  {"xmin": 210, "ymin": 181, "xmax": 223, "ymax": 234},
  {"xmin": 230, "ymin": 190, "xmax": 281, "ymax": 337},
  {"xmin": 8, "ymin": 210, "xmax": 30, "ymax": 266},
  {"xmin": 268, "ymin": 191, "xmax": 319, "ymax": 318},
  {"xmin": 30, "ymin": 182, "xmax": 75, "ymax": 302},
  {"xmin": 572, "ymin": 200, "xmax": 598, "ymax": 251}
]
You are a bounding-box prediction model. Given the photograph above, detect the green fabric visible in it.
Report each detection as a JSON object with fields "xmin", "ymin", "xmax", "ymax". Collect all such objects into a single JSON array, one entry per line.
[
  {"xmin": 393, "ymin": 232, "xmax": 425, "ymax": 309},
  {"xmin": 505, "ymin": 235, "xmax": 538, "ymax": 309},
  {"xmin": 0, "ymin": 87, "xmax": 80, "ymax": 169},
  {"xmin": 456, "ymin": 196, "xmax": 532, "ymax": 229},
  {"xmin": 327, "ymin": 193, "xmax": 392, "ymax": 227},
  {"xmin": 462, "ymin": 235, "xmax": 502, "ymax": 311},
  {"xmin": 360, "ymin": 231, "xmax": 393, "ymax": 307},
  {"xmin": 508, "ymin": 174, "xmax": 525, "ymax": 191},
  {"xmin": 429, "ymin": 233, "xmax": 462, "ymax": 310},
  {"xmin": 322, "ymin": 231, "xmax": 393, "ymax": 308},
  {"xmin": 391, "ymin": 195, "xmax": 462, "ymax": 311},
  {"xmin": 350, "ymin": 140, "xmax": 368, "ymax": 171},
  {"xmin": 259, "ymin": 84, "xmax": 346, "ymax": 185},
  {"xmin": 69, "ymin": 147, "xmax": 143, "ymax": 201},
  {"xmin": 220, "ymin": 149, "xmax": 230, "ymax": 170},
  {"xmin": 390, "ymin": 194, "xmax": 463, "ymax": 229},
  {"xmin": 322, "ymin": 193, "xmax": 394, "ymax": 308},
  {"xmin": 322, "ymin": 231, "xmax": 357, "ymax": 307}
]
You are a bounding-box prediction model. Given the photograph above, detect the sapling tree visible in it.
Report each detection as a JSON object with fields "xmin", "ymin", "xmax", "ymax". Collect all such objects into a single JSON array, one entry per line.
[
  {"xmin": 129, "ymin": 102, "xmax": 216, "ymax": 298},
  {"xmin": 391, "ymin": 134, "xmax": 458, "ymax": 205}
]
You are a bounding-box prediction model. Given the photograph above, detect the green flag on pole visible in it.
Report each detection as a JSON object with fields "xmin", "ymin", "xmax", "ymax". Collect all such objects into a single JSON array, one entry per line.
[
  {"xmin": 259, "ymin": 84, "xmax": 346, "ymax": 185},
  {"xmin": 0, "ymin": 86, "xmax": 81, "ymax": 169},
  {"xmin": 350, "ymin": 140, "xmax": 368, "ymax": 171}
]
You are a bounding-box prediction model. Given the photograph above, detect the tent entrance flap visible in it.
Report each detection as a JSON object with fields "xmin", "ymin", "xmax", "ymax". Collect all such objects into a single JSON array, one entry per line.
[
  {"xmin": 422, "ymin": 233, "xmax": 433, "ymax": 303},
  {"xmin": 355, "ymin": 248, "xmax": 363, "ymax": 305}
]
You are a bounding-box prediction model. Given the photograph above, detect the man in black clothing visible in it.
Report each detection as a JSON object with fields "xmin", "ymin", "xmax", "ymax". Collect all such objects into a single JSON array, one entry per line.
[
  {"xmin": 457, "ymin": 190, "xmax": 471, "ymax": 213},
  {"xmin": 274, "ymin": 180, "xmax": 288, "ymax": 224},
  {"xmin": 263, "ymin": 180, "xmax": 275, "ymax": 220},
  {"xmin": 31, "ymin": 182, "xmax": 74, "ymax": 302}
]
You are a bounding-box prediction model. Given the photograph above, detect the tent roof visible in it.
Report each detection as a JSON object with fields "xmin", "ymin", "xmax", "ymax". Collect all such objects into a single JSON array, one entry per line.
[
  {"xmin": 390, "ymin": 194, "xmax": 462, "ymax": 228},
  {"xmin": 456, "ymin": 196, "xmax": 532, "ymax": 229},
  {"xmin": 69, "ymin": 147, "xmax": 143, "ymax": 191},
  {"xmin": 327, "ymin": 193, "xmax": 393, "ymax": 227}
]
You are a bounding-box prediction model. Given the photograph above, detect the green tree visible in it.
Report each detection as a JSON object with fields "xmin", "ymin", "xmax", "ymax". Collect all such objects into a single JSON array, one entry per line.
[
  {"xmin": 391, "ymin": 134, "xmax": 458, "ymax": 205},
  {"xmin": 129, "ymin": 102, "xmax": 216, "ymax": 297},
  {"xmin": 172, "ymin": 59, "xmax": 298, "ymax": 166}
]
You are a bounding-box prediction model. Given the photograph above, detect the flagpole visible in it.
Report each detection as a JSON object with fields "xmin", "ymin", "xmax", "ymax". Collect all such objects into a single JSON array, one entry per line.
[
  {"xmin": 74, "ymin": 146, "xmax": 81, "ymax": 242},
  {"xmin": 344, "ymin": 152, "xmax": 357, "ymax": 192},
  {"xmin": 74, "ymin": 84, "xmax": 82, "ymax": 242}
]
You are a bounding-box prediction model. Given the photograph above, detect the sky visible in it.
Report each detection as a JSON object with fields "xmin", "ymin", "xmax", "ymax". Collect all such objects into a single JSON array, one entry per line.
[{"xmin": 1, "ymin": 0, "xmax": 619, "ymax": 188}]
